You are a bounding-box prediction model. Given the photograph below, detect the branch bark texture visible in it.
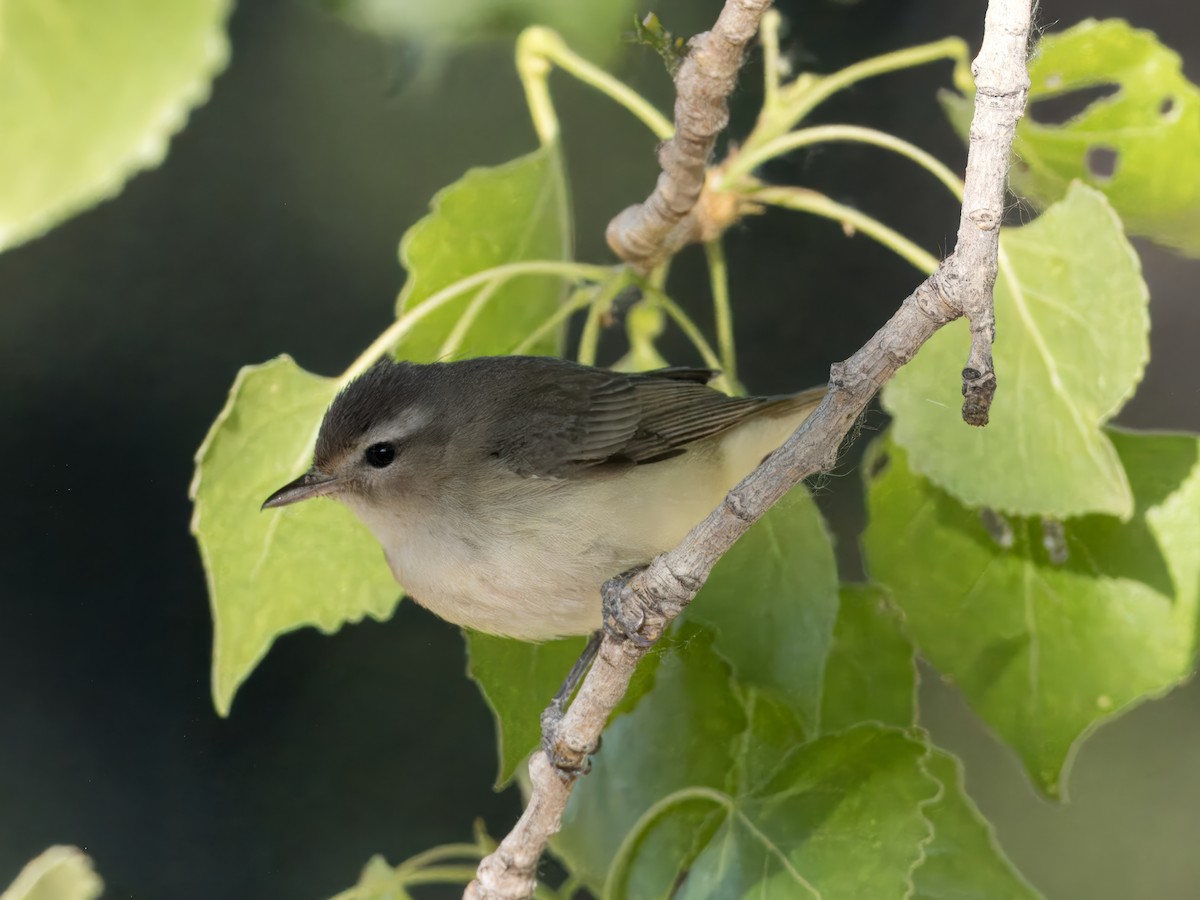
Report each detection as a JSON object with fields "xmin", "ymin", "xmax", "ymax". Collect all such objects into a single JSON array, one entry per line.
[
  {"xmin": 468, "ymin": 1, "xmax": 1032, "ymax": 897},
  {"xmin": 605, "ymin": 0, "xmax": 772, "ymax": 272}
]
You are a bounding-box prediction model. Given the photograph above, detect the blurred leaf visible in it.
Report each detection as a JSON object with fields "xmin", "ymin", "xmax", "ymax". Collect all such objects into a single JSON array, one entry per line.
[
  {"xmin": 884, "ymin": 183, "xmax": 1148, "ymax": 518},
  {"xmin": 325, "ymin": 0, "xmax": 635, "ymax": 63},
  {"xmin": 1, "ymin": 847, "xmax": 102, "ymax": 900},
  {"xmin": 191, "ymin": 357, "xmax": 399, "ymax": 716},
  {"xmin": 554, "ymin": 626, "xmax": 941, "ymax": 897},
  {"xmin": 464, "ymin": 632, "xmax": 587, "ymax": 787},
  {"xmin": 942, "ymin": 19, "xmax": 1200, "ymax": 254},
  {"xmin": 342, "ymin": 855, "xmax": 415, "ymax": 900},
  {"xmin": 912, "ymin": 751, "xmax": 1043, "ymax": 900},
  {"xmin": 682, "ymin": 491, "xmax": 839, "ymax": 737},
  {"xmin": 820, "ymin": 583, "xmax": 916, "ymax": 733},
  {"xmin": 392, "ymin": 147, "xmax": 571, "ymax": 360},
  {"xmin": 0, "ymin": 0, "xmax": 231, "ymax": 252},
  {"xmin": 862, "ymin": 433, "xmax": 1200, "ymax": 796}
]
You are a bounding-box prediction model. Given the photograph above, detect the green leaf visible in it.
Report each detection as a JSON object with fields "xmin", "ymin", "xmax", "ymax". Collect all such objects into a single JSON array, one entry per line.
[
  {"xmin": 554, "ymin": 625, "xmax": 941, "ymax": 897},
  {"xmin": 606, "ymin": 726, "xmax": 939, "ymax": 900},
  {"xmin": 912, "ymin": 751, "xmax": 1043, "ymax": 900},
  {"xmin": 0, "ymin": 0, "xmax": 231, "ymax": 252},
  {"xmin": 883, "ymin": 183, "xmax": 1148, "ymax": 519},
  {"xmin": 324, "ymin": 0, "xmax": 636, "ymax": 64},
  {"xmin": 464, "ymin": 632, "xmax": 587, "ymax": 787},
  {"xmin": 942, "ymin": 19, "xmax": 1200, "ymax": 255},
  {"xmin": 392, "ymin": 147, "xmax": 571, "ymax": 360},
  {"xmin": 820, "ymin": 583, "xmax": 916, "ymax": 733},
  {"xmin": 1, "ymin": 847, "xmax": 103, "ymax": 900},
  {"xmin": 191, "ymin": 356, "xmax": 400, "ymax": 716},
  {"xmin": 862, "ymin": 432, "xmax": 1200, "ymax": 796},
  {"xmin": 682, "ymin": 491, "xmax": 839, "ymax": 736}
]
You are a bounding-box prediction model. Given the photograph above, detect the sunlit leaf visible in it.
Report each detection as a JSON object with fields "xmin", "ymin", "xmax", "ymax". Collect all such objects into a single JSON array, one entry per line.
[
  {"xmin": 464, "ymin": 632, "xmax": 587, "ymax": 787},
  {"xmin": 0, "ymin": 0, "xmax": 231, "ymax": 252},
  {"xmin": 912, "ymin": 751, "xmax": 1043, "ymax": 900},
  {"xmin": 862, "ymin": 433, "xmax": 1200, "ymax": 796},
  {"xmin": 191, "ymin": 357, "xmax": 400, "ymax": 716},
  {"xmin": 820, "ymin": 583, "xmax": 916, "ymax": 733},
  {"xmin": 554, "ymin": 626, "xmax": 941, "ymax": 897},
  {"xmin": 884, "ymin": 184, "xmax": 1148, "ymax": 518},
  {"xmin": 943, "ymin": 19, "xmax": 1200, "ymax": 254},
  {"xmin": 392, "ymin": 147, "xmax": 571, "ymax": 360},
  {"xmin": 682, "ymin": 491, "xmax": 839, "ymax": 736},
  {"xmin": 1, "ymin": 847, "xmax": 102, "ymax": 900}
]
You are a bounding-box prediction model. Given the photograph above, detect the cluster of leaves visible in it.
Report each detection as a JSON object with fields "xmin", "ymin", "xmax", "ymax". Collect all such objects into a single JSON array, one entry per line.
[{"xmin": 4, "ymin": 0, "xmax": 1199, "ymax": 895}]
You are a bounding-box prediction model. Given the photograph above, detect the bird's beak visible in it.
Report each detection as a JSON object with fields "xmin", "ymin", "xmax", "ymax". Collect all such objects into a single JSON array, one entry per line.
[{"xmin": 261, "ymin": 469, "xmax": 340, "ymax": 510}]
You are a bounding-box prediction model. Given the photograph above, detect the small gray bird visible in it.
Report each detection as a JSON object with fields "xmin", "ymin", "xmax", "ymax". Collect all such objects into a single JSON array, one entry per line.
[{"xmin": 263, "ymin": 356, "xmax": 824, "ymax": 640}]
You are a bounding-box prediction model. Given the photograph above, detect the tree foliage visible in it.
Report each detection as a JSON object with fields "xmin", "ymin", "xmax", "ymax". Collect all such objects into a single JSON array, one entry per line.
[{"xmin": 3, "ymin": 3, "xmax": 1198, "ymax": 897}]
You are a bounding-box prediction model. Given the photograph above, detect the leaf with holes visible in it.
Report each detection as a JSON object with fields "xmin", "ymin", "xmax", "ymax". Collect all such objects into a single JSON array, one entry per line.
[
  {"xmin": 392, "ymin": 147, "xmax": 571, "ymax": 361},
  {"xmin": 883, "ymin": 183, "xmax": 1148, "ymax": 518},
  {"xmin": 941, "ymin": 19, "xmax": 1200, "ymax": 254},
  {"xmin": 553, "ymin": 625, "xmax": 941, "ymax": 898},
  {"xmin": 862, "ymin": 433, "xmax": 1200, "ymax": 797},
  {"xmin": 191, "ymin": 357, "xmax": 400, "ymax": 716},
  {"xmin": 464, "ymin": 631, "xmax": 587, "ymax": 787},
  {"xmin": 0, "ymin": 0, "xmax": 231, "ymax": 252}
]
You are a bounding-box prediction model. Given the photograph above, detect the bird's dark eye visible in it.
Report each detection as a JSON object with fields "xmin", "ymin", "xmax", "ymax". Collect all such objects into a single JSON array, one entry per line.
[{"xmin": 364, "ymin": 442, "xmax": 396, "ymax": 469}]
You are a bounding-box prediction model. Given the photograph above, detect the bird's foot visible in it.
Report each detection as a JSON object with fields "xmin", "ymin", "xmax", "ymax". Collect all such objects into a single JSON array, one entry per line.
[{"xmin": 601, "ymin": 568, "xmax": 659, "ymax": 648}]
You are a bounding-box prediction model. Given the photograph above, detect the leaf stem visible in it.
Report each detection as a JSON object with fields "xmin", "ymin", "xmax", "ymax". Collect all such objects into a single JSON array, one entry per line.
[
  {"xmin": 575, "ymin": 269, "xmax": 633, "ymax": 366},
  {"xmin": 754, "ymin": 186, "xmax": 939, "ymax": 274},
  {"xmin": 517, "ymin": 27, "xmax": 675, "ymax": 141},
  {"xmin": 641, "ymin": 286, "xmax": 724, "ymax": 373},
  {"xmin": 720, "ymin": 124, "xmax": 965, "ymax": 199},
  {"xmin": 704, "ymin": 239, "xmax": 738, "ymax": 387},
  {"xmin": 743, "ymin": 37, "xmax": 970, "ymax": 153},
  {"xmin": 760, "ymin": 8, "xmax": 783, "ymax": 111},
  {"xmin": 510, "ymin": 282, "xmax": 599, "ymax": 355},
  {"xmin": 340, "ymin": 261, "xmax": 611, "ymax": 385}
]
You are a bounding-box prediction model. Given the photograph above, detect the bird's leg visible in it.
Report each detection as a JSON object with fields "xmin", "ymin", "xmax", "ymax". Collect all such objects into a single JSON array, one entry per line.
[{"xmin": 540, "ymin": 629, "xmax": 603, "ymax": 776}]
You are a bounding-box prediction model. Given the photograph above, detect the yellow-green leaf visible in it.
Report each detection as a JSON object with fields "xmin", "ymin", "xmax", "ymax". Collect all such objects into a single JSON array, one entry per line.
[
  {"xmin": 884, "ymin": 183, "xmax": 1148, "ymax": 518},
  {"xmin": 392, "ymin": 147, "xmax": 570, "ymax": 360},
  {"xmin": 0, "ymin": 0, "xmax": 231, "ymax": 252},
  {"xmin": 191, "ymin": 356, "xmax": 400, "ymax": 716}
]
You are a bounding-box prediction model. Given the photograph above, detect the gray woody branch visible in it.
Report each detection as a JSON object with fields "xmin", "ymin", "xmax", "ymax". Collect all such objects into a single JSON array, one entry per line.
[{"xmin": 466, "ymin": 0, "xmax": 1033, "ymax": 897}]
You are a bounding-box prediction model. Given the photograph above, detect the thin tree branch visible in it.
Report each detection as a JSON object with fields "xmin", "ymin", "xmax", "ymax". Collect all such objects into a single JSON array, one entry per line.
[
  {"xmin": 605, "ymin": 0, "xmax": 773, "ymax": 272},
  {"xmin": 466, "ymin": 1, "xmax": 1032, "ymax": 897}
]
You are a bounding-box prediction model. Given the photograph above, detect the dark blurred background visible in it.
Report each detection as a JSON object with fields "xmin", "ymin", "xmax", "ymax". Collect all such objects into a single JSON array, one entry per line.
[{"xmin": 1, "ymin": 0, "xmax": 1197, "ymax": 897}]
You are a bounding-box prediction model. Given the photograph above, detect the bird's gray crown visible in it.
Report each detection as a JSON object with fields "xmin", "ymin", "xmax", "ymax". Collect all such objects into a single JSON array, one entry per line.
[{"xmin": 315, "ymin": 359, "xmax": 425, "ymax": 468}]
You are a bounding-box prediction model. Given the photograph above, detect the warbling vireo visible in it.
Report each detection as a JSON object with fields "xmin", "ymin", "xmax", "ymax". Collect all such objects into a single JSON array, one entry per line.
[{"xmin": 263, "ymin": 356, "xmax": 824, "ymax": 640}]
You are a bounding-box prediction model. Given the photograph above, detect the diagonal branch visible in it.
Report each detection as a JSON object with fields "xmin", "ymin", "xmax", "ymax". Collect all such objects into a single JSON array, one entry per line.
[{"xmin": 466, "ymin": 1, "xmax": 1032, "ymax": 897}]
